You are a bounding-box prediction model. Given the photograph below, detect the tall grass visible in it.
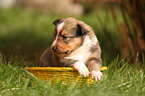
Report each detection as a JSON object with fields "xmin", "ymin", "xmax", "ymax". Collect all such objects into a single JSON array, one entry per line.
[
  {"xmin": 0, "ymin": 4, "xmax": 144, "ymax": 96},
  {"xmin": 0, "ymin": 54, "xmax": 144, "ymax": 96}
]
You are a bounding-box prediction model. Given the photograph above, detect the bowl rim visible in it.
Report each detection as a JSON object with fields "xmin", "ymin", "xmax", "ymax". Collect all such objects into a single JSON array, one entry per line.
[{"xmin": 24, "ymin": 66, "xmax": 107, "ymax": 71}]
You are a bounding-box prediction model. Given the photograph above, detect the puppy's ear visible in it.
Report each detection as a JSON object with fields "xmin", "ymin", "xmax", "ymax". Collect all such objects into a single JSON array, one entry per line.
[
  {"xmin": 76, "ymin": 24, "xmax": 88, "ymax": 37},
  {"xmin": 53, "ymin": 19, "xmax": 61, "ymax": 25}
]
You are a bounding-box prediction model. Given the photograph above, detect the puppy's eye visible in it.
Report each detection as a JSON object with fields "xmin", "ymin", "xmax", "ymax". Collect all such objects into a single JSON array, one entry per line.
[{"xmin": 62, "ymin": 35, "xmax": 67, "ymax": 39}]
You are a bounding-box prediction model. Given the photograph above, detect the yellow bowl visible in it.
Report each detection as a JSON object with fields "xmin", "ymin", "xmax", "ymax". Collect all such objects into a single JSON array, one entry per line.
[{"xmin": 24, "ymin": 66, "xmax": 107, "ymax": 84}]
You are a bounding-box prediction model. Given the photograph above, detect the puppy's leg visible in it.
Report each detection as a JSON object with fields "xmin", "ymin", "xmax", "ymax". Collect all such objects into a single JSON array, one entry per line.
[
  {"xmin": 87, "ymin": 58, "xmax": 103, "ymax": 81},
  {"xmin": 72, "ymin": 61, "xmax": 89, "ymax": 77},
  {"xmin": 39, "ymin": 48, "xmax": 61, "ymax": 67}
]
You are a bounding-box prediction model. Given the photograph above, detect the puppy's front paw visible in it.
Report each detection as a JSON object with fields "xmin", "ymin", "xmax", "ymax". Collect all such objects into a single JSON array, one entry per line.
[
  {"xmin": 78, "ymin": 66, "xmax": 90, "ymax": 77},
  {"xmin": 90, "ymin": 70, "xmax": 103, "ymax": 81},
  {"xmin": 73, "ymin": 62, "xmax": 89, "ymax": 77}
]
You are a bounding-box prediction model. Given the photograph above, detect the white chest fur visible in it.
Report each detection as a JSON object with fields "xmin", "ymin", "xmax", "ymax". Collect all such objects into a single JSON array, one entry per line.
[{"xmin": 64, "ymin": 35, "xmax": 98, "ymax": 63}]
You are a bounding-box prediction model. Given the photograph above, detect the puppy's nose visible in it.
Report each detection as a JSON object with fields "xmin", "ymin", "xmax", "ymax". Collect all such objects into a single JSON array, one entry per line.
[{"xmin": 52, "ymin": 46, "xmax": 57, "ymax": 52}]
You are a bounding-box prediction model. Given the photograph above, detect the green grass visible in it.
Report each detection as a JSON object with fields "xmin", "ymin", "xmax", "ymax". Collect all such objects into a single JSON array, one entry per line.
[
  {"xmin": 0, "ymin": 6, "xmax": 144, "ymax": 96},
  {"xmin": 0, "ymin": 5, "xmax": 144, "ymax": 96},
  {"xmin": 0, "ymin": 54, "xmax": 144, "ymax": 96}
]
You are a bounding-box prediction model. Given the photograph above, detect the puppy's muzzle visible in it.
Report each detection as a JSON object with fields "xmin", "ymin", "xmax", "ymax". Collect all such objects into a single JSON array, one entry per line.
[{"xmin": 51, "ymin": 46, "xmax": 70, "ymax": 54}]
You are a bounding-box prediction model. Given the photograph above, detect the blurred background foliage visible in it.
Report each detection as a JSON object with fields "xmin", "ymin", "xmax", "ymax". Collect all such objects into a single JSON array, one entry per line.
[
  {"xmin": 111, "ymin": 0, "xmax": 145, "ymax": 63},
  {"xmin": 0, "ymin": 0, "xmax": 144, "ymax": 66}
]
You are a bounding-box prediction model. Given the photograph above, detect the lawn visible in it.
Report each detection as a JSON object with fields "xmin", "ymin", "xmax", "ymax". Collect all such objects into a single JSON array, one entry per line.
[
  {"xmin": 0, "ymin": 6, "xmax": 144, "ymax": 96},
  {"xmin": 0, "ymin": 55, "xmax": 144, "ymax": 96}
]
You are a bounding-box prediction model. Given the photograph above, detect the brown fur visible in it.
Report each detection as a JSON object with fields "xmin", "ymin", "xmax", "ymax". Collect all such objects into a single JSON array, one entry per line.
[{"xmin": 39, "ymin": 17, "xmax": 102, "ymax": 78}]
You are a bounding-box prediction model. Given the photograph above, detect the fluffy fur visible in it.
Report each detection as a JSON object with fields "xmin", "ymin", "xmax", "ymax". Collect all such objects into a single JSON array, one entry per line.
[{"xmin": 39, "ymin": 17, "xmax": 103, "ymax": 81}]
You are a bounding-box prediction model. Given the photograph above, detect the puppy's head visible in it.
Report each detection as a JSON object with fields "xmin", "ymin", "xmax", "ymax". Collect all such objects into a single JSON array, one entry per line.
[{"xmin": 51, "ymin": 17, "xmax": 90, "ymax": 57}]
